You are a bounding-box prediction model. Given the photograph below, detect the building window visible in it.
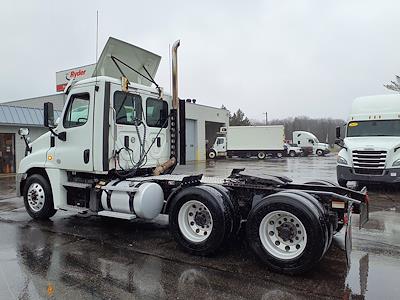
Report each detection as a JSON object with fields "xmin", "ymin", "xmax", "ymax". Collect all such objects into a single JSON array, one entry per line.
[
  {"xmin": 146, "ymin": 98, "xmax": 168, "ymax": 128},
  {"xmin": 63, "ymin": 93, "xmax": 90, "ymax": 128},
  {"xmin": 114, "ymin": 91, "xmax": 142, "ymax": 125}
]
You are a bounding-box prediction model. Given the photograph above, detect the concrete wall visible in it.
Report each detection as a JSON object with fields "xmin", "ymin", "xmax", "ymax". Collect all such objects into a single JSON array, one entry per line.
[
  {"xmin": 3, "ymin": 94, "xmax": 66, "ymax": 111},
  {"xmin": 0, "ymin": 125, "xmax": 47, "ymax": 173},
  {"xmin": 185, "ymin": 103, "xmax": 229, "ymax": 160}
]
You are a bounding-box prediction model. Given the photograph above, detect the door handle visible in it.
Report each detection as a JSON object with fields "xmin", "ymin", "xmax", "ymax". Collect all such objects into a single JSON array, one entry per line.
[
  {"xmin": 157, "ymin": 137, "xmax": 161, "ymax": 147},
  {"xmin": 84, "ymin": 149, "xmax": 90, "ymax": 164}
]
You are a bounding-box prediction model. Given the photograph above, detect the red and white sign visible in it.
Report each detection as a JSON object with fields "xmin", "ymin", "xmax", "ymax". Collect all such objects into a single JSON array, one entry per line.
[{"xmin": 56, "ymin": 64, "xmax": 96, "ymax": 92}]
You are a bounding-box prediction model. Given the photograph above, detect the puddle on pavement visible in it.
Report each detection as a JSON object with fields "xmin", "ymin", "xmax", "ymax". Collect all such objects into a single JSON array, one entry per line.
[{"xmin": 345, "ymin": 250, "xmax": 400, "ymax": 299}]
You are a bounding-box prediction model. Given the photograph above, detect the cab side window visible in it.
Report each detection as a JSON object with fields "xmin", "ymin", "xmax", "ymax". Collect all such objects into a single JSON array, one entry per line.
[
  {"xmin": 63, "ymin": 93, "xmax": 90, "ymax": 128},
  {"xmin": 217, "ymin": 138, "xmax": 224, "ymax": 145},
  {"xmin": 146, "ymin": 98, "xmax": 168, "ymax": 128},
  {"xmin": 114, "ymin": 91, "xmax": 142, "ymax": 125}
]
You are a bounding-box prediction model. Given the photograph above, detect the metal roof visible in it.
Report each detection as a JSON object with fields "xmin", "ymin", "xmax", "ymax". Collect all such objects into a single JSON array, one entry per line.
[{"xmin": 0, "ymin": 105, "xmax": 61, "ymax": 127}]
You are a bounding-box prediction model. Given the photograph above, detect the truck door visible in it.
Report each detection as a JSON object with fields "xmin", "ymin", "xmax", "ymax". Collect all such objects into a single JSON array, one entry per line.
[
  {"xmin": 112, "ymin": 88, "xmax": 170, "ymax": 169},
  {"xmin": 53, "ymin": 86, "xmax": 94, "ymax": 172},
  {"xmin": 215, "ymin": 137, "xmax": 226, "ymax": 153},
  {"xmin": 145, "ymin": 97, "xmax": 169, "ymax": 164}
]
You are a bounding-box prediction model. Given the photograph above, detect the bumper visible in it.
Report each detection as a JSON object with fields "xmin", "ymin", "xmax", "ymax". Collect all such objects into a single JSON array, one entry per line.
[
  {"xmin": 16, "ymin": 173, "xmax": 27, "ymax": 197},
  {"xmin": 337, "ymin": 165, "xmax": 400, "ymax": 183}
]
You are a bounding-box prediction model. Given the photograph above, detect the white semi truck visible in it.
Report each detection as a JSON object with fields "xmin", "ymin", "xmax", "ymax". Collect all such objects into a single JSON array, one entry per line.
[
  {"xmin": 292, "ymin": 131, "xmax": 330, "ymax": 156},
  {"xmin": 208, "ymin": 125, "xmax": 285, "ymax": 159},
  {"xmin": 336, "ymin": 94, "xmax": 400, "ymax": 187},
  {"xmin": 16, "ymin": 37, "xmax": 368, "ymax": 274}
]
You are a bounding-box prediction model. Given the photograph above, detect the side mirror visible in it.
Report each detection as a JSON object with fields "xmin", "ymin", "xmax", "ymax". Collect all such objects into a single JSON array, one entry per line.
[
  {"xmin": 18, "ymin": 128, "xmax": 29, "ymax": 136},
  {"xmin": 44, "ymin": 102, "xmax": 55, "ymax": 128},
  {"xmin": 336, "ymin": 126, "xmax": 341, "ymax": 139}
]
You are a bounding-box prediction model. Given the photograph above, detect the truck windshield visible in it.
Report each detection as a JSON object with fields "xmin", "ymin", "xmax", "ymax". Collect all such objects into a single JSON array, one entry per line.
[{"xmin": 347, "ymin": 120, "xmax": 400, "ymax": 137}]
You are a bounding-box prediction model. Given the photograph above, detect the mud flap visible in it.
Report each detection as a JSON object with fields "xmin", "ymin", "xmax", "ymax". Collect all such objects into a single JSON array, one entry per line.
[{"xmin": 345, "ymin": 208, "xmax": 352, "ymax": 267}]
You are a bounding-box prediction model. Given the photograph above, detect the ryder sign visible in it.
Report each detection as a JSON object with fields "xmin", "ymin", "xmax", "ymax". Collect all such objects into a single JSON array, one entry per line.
[{"xmin": 56, "ymin": 64, "xmax": 96, "ymax": 92}]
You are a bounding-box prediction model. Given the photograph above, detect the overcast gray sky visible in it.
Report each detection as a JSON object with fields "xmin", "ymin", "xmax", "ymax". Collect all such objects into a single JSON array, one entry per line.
[{"xmin": 1, "ymin": 0, "xmax": 399, "ymax": 121}]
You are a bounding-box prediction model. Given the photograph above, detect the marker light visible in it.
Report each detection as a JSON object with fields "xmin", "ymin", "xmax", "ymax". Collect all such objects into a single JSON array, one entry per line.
[{"xmin": 337, "ymin": 155, "xmax": 348, "ymax": 165}]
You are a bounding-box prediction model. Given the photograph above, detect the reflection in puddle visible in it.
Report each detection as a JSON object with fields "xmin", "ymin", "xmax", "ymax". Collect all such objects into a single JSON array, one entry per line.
[{"xmin": 345, "ymin": 250, "xmax": 400, "ymax": 299}]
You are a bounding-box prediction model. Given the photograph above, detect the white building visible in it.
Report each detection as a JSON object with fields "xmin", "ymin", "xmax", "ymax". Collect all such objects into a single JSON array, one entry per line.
[{"xmin": 0, "ymin": 94, "xmax": 228, "ymax": 174}]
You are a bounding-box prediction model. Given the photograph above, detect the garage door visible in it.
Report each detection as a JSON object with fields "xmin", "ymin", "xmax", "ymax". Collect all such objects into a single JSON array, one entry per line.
[{"xmin": 185, "ymin": 119, "xmax": 197, "ymax": 161}]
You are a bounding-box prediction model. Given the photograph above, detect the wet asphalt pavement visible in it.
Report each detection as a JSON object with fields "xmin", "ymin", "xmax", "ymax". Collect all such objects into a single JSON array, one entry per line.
[{"xmin": 0, "ymin": 156, "xmax": 400, "ymax": 299}]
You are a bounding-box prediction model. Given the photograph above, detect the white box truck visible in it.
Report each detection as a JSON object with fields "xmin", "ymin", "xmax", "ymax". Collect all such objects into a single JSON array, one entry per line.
[
  {"xmin": 292, "ymin": 131, "xmax": 330, "ymax": 156},
  {"xmin": 15, "ymin": 37, "xmax": 368, "ymax": 274},
  {"xmin": 336, "ymin": 94, "xmax": 400, "ymax": 186},
  {"xmin": 208, "ymin": 125, "xmax": 285, "ymax": 159}
]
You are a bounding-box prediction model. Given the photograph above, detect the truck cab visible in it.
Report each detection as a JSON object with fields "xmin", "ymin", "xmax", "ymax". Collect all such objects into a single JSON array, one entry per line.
[
  {"xmin": 17, "ymin": 38, "xmax": 175, "ymax": 212},
  {"xmin": 292, "ymin": 131, "xmax": 330, "ymax": 156},
  {"xmin": 336, "ymin": 94, "xmax": 400, "ymax": 186},
  {"xmin": 208, "ymin": 136, "xmax": 227, "ymax": 159}
]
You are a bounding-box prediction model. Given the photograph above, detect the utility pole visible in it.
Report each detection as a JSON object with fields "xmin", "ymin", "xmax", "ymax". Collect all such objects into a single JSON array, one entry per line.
[{"xmin": 263, "ymin": 112, "xmax": 268, "ymax": 125}]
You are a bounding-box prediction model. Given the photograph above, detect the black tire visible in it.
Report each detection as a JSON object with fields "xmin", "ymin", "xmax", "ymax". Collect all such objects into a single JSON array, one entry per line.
[
  {"xmin": 208, "ymin": 150, "xmax": 216, "ymax": 159},
  {"xmin": 23, "ymin": 174, "xmax": 57, "ymax": 220},
  {"xmin": 304, "ymin": 180, "xmax": 338, "ymax": 246},
  {"xmin": 275, "ymin": 152, "xmax": 283, "ymax": 158},
  {"xmin": 169, "ymin": 185, "xmax": 233, "ymax": 256},
  {"xmin": 338, "ymin": 179, "xmax": 347, "ymax": 188},
  {"xmin": 316, "ymin": 149, "xmax": 324, "ymax": 156},
  {"xmin": 257, "ymin": 152, "xmax": 266, "ymax": 160},
  {"xmin": 246, "ymin": 192, "xmax": 326, "ymax": 274},
  {"xmin": 289, "ymin": 151, "xmax": 296, "ymax": 157},
  {"xmin": 206, "ymin": 184, "xmax": 241, "ymax": 237},
  {"xmin": 281, "ymin": 191, "xmax": 331, "ymax": 253}
]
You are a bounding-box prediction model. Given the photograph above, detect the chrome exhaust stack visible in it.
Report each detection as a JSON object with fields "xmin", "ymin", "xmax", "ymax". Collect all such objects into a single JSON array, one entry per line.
[{"xmin": 172, "ymin": 40, "xmax": 180, "ymax": 109}]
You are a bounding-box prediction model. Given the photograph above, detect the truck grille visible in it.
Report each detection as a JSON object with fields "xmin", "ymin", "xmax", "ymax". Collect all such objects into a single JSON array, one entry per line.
[{"xmin": 352, "ymin": 150, "xmax": 386, "ymax": 175}]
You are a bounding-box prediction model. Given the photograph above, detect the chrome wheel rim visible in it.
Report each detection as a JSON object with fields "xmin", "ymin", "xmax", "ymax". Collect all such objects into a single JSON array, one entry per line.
[
  {"xmin": 209, "ymin": 152, "xmax": 216, "ymax": 159},
  {"xmin": 27, "ymin": 183, "xmax": 45, "ymax": 212},
  {"xmin": 258, "ymin": 152, "xmax": 266, "ymax": 159},
  {"xmin": 259, "ymin": 210, "xmax": 307, "ymax": 260},
  {"xmin": 178, "ymin": 200, "xmax": 213, "ymax": 243}
]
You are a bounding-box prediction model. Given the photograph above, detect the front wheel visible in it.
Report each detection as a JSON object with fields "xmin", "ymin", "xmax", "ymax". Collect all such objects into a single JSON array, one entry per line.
[
  {"xmin": 289, "ymin": 151, "xmax": 296, "ymax": 157},
  {"xmin": 316, "ymin": 149, "xmax": 324, "ymax": 156},
  {"xmin": 208, "ymin": 150, "xmax": 216, "ymax": 159},
  {"xmin": 23, "ymin": 174, "xmax": 57, "ymax": 220}
]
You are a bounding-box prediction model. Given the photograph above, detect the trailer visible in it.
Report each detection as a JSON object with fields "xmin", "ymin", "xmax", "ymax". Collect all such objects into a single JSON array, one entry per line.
[
  {"xmin": 16, "ymin": 37, "xmax": 369, "ymax": 275},
  {"xmin": 209, "ymin": 125, "xmax": 285, "ymax": 159}
]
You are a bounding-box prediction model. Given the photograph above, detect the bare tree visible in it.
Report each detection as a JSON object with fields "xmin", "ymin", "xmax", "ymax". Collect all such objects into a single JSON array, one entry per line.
[{"xmin": 384, "ymin": 75, "xmax": 400, "ymax": 92}]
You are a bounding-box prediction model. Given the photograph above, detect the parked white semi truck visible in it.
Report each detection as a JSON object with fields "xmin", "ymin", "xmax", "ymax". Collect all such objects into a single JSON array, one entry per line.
[
  {"xmin": 208, "ymin": 125, "xmax": 285, "ymax": 159},
  {"xmin": 16, "ymin": 37, "xmax": 368, "ymax": 274},
  {"xmin": 336, "ymin": 94, "xmax": 400, "ymax": 187},
  {"xmin": 292, "ymin": 131, "xmax": 330, "ymax": 156}
]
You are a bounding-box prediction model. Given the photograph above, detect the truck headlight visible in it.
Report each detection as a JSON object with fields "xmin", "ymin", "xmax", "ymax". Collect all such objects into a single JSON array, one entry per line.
[
  {"xmin": 337, "ymin": 156, "xmax": 348, "ymax": 165},
  {"xmin": 393, "ymin": 159, "xmax": 400, "ymax": 167}
]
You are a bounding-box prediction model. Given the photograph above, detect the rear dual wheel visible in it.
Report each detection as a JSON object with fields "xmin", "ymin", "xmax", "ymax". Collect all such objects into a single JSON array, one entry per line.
[
  {"xmin": 246, "ymin": 192, "xmax": 327, "ymax": 274},
  {"xmin": 169, "ymin": 186, "xmax": 237, "ymax": 256}
]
